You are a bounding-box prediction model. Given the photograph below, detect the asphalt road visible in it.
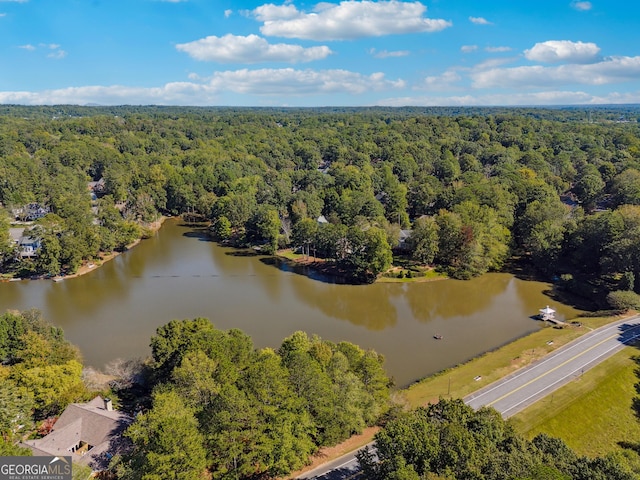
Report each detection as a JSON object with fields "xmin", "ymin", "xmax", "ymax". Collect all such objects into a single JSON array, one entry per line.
[
  {"xmin": 298, "ymin": 315, "xmax": 640, "ymax": 479},
  {"xmin": 298, "ymin": 443, "xmax": 374, "ymax": 480},
  {"xmin": 465, "ymin": 315, "xmax": 640, "ymax": 417}
]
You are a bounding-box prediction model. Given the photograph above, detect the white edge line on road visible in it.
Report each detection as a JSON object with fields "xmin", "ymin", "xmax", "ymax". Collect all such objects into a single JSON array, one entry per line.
[
  {"xmin": 500, "ymin": 331, "xmax": 640, "ymax": 417},
  {"xmin": 467, "ymin": 317, "xmax": 640, "ymax": 404}
]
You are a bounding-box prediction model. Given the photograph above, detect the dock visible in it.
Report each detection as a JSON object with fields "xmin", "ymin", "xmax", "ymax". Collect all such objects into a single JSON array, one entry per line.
[{"xmin": 538, "ymin": 305, "xmax": 568, "ymax": 327}]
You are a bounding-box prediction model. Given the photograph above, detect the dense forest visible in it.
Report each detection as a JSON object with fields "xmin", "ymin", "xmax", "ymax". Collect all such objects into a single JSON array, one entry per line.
[{"xmin": 1, "ymin": 105, "xmax": 640, "ymax": 299}]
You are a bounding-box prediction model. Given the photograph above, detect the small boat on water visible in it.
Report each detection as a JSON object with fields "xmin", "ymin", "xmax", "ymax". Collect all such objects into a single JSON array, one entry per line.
[
  {"xmin": 433, "ymin": 334, "xmax": 443, "ymax": 340},
  {"xmin": 52, "ymin": 276, "xmax": 64, "ymax": 282}
]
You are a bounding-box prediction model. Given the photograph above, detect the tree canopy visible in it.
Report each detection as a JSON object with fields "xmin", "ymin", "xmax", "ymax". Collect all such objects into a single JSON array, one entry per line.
[{"xmin": 1, "ymin": 105, "xmax": 639, "ymax": 288}]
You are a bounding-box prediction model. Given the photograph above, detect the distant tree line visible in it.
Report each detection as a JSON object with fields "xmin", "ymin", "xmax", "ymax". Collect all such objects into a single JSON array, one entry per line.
[{"xmin": 0, "ymin": 106, "xmax": 639, "ymax": 294}]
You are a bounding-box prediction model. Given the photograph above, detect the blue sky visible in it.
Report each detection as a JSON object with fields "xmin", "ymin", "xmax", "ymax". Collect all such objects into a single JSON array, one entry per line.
[{"xmin": 1, "ymin": 0, "xmax": 639, "ymax": 106}]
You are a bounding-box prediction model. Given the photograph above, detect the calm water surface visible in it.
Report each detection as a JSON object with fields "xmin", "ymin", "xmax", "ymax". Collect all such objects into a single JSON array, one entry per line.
[{"xmin": 0, "ymin": 219, "xmax": 582, "ymax": 387}]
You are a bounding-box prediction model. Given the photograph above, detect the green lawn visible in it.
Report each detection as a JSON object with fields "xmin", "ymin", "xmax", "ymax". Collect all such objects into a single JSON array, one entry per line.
[
  {"xmin": 402, "ymin": 315, "xmax": 622, "ymax": 409},
  {"xmin": 510, "ymin": 346, "xmax": 640, "ymax": 457}
]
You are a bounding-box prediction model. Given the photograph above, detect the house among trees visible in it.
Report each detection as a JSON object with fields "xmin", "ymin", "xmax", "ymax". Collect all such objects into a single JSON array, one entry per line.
[
  {"xmin": 397, "ymin": 229, "xmax": 412, "ymax": 250},
  {"xmin": 21, "ymin": 396, "xmax": 133, "ymax": 472},
  {"xmin": 18, "ymin": 235, "xmax": 41, "ymax": 258},
  {"xmin": 88, "ymin": 178, "xmax": 106, "ymax": 196},
  {"xmin": 14, "ymin": 203, "xmax": 51, "ymax": 221}
]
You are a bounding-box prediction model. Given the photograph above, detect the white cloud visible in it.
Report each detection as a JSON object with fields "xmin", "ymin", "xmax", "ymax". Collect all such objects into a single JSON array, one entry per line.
[
  {"xmin": 475, "ymin": 57, "xmax": 517, "ymax": 69},
  {"xmin": 207, "ymin": 68, "xmax": 405, "ymax": 95},
  {"xmin": 224, "ymin": 9, "xmax": 232, "ymax": 18},
  {"xmin": 469, "ymin": 16, "xmax": 492, "ymax": 25},
  {"xmin": 524, "ymin": 40, "xmax": 601, "ymax": 64},
  {"xmin": 0, "ymin": 68, "xmax": 405, "ymax": 105},
  {"xmin": 252, "ymin": 3, "xmax": 300, "ymax": 21},
  {"xmin": 376, "ymin": 90, "xmax": 640, "ymax": 107},
  {"xmin": 461, "ymin": 45, "xmax": 478, "ymax": 53},
  {"xmin": 47, "ymin": 49, "xmax": 67, "ymax": 59},
  {"xmin": 471, "ymin": 56, "xmax": 640, "ymax": 88},
  {"xmin": 420, "ymin": 70, "xmax": 461, "ymax": 91},
  {"xmin": 254, "ymin": 1, "xmax": 452, "ymax": 40},
  {"xmin": 370, "ymin": 48, "xmax": 410, "ymax": 58},
  {"xmin": 0, "ymin": 13, "xmax": 6, "ymax": 17},
  {"xmin": 19, "ymin": 43, "xmax": 66, "ymax": 58},
  {"xmin": 485, "ymin": 46, "xmax": 511, "ymax": 53},
  {"xmin": 0, "ymin": 84, "xmax": 214, "ymax": 106},
  {"xmin": 571, "ymin": 1, "xmax": 592, "ymax": 11},
  {"xmin": 176, "ymin": 34, "xmax": 332, "ymax": 63}
]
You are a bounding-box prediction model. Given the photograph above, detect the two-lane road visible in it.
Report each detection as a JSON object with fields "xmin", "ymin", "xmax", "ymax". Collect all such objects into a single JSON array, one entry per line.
[
  {"xmin": 298, "ymin": 315, "xmax": 640, "ymax": 478},
  {"xmin": 465, "ymin": 315, "xmax": 640, "ymax": 417}
]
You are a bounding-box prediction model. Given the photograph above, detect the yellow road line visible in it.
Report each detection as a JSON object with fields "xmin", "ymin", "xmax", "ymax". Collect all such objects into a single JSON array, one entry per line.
[{"xmin": 486, "ymin": 333, "xmax": 618, "ymax": 407}]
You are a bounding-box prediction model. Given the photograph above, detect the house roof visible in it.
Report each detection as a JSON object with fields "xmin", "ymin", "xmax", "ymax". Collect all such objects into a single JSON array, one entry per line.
[
  {"xmin": 399, "ymin": 229, "xmax": 412, "ymax": 240},
  {"xmin": 21, "ymin": 396, "xmax": 133, "ymax": 471},
  {"xmin": 9, "ymin": 228, "xmax": 24, "ymax": 244},
  {"xmin": 19, "ymin": 236, "xmax": 39, "ymax": 245},
  {"xmin": 540, "ymin": 306, "xmax": 556, "ymax": 315}
]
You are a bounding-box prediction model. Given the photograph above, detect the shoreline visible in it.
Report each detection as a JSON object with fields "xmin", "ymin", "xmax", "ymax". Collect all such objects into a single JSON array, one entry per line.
[
  {"xmin": 63, "ymin": 216, "xmax": 168, "ymax": 280},
  {"xmin": 3, "ymin": 216, "xmax": 167, "ymax": 283},
  {"xmin": 275, "ymin": 249, "xmax": 448, "ymax": 284}
]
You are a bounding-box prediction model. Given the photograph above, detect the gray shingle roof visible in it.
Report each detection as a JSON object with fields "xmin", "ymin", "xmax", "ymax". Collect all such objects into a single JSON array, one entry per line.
[{"xmin": 21, "ymin": 396, "xmax": 133, "ymax": 471}]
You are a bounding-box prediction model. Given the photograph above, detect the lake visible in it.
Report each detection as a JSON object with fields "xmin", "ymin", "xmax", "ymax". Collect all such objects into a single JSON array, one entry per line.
[{"xmin": 0, "ymin": 219, "xmax": 582, "ymax": 387}]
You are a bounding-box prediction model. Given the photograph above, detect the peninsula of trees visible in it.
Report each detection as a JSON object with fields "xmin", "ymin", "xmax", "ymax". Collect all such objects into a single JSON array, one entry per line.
[{"xmin": 1, "ymin": 105, "xmax": 639, "ymax": 302}]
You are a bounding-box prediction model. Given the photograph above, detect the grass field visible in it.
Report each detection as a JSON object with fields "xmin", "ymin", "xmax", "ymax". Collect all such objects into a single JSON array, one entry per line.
[{"xmin": 510, "ymin": 345, "xmax": 640, "ymax": 457}]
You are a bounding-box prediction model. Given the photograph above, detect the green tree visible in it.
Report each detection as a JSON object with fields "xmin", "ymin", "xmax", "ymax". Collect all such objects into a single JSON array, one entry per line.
[
  {"xmin": 150, "ymin": 318, "xmax": 217, "ymax": 378},
  {"xmin": 35, "ymin": 233, "xmax": 61, "ymax": 275},
  {"xmin": 407, "ymin": 216, "xmax": 439, "ymax": 264},
  {"xmin": 342, "ymin": 226, "xmax": 392, "ymax": 282},
  {"xmin": 212, "ymin": 216, "xmax": 232, "ymax": 240},
  {"xmin": 291, "ymin": 217, "xmax": 318, "ymax": 259},
  {"xmin": 573, "ymin": 167, "xmax": 605, "ymax": 211},
  {"xmin": 0, "ymin": 437, "xmax": 32, "ymax": 456},
  {"xmin": 612, "ymin": 168, "xmax": 640, "ymax": 206},
  {"xmin": 246, "ymin": 204, "xmax": 280, "ymax": 254},
  {"xmin": 0, "ymin": 379, "xmax": 33, "ymax": 440},
  {"xmin": 122, "ymin": 389, "xmax": 207, "ymax": 480},
  {"xmin": 0, "ymin": 208, "xmax": 14, "ymax": 265},
  {"xmin": 606, "ymin": 290, "xmax": 640, "ymax": 310},
  {"xmin": 12, "ymin": 360, "xmax": 85, "ymax": 417}
]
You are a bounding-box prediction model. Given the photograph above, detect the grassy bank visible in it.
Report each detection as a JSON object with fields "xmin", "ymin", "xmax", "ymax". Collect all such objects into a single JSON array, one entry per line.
[
  {"xmin": 276, "ymin": 249, "xmax": 448, "ymax": 283},
  {"xmin": 402, "ymin": 313, "xmax": 626, "ymax": 409},
  {"xmin": 510, "ymin": 346, "xmax": 640, "ymax": 457}
]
